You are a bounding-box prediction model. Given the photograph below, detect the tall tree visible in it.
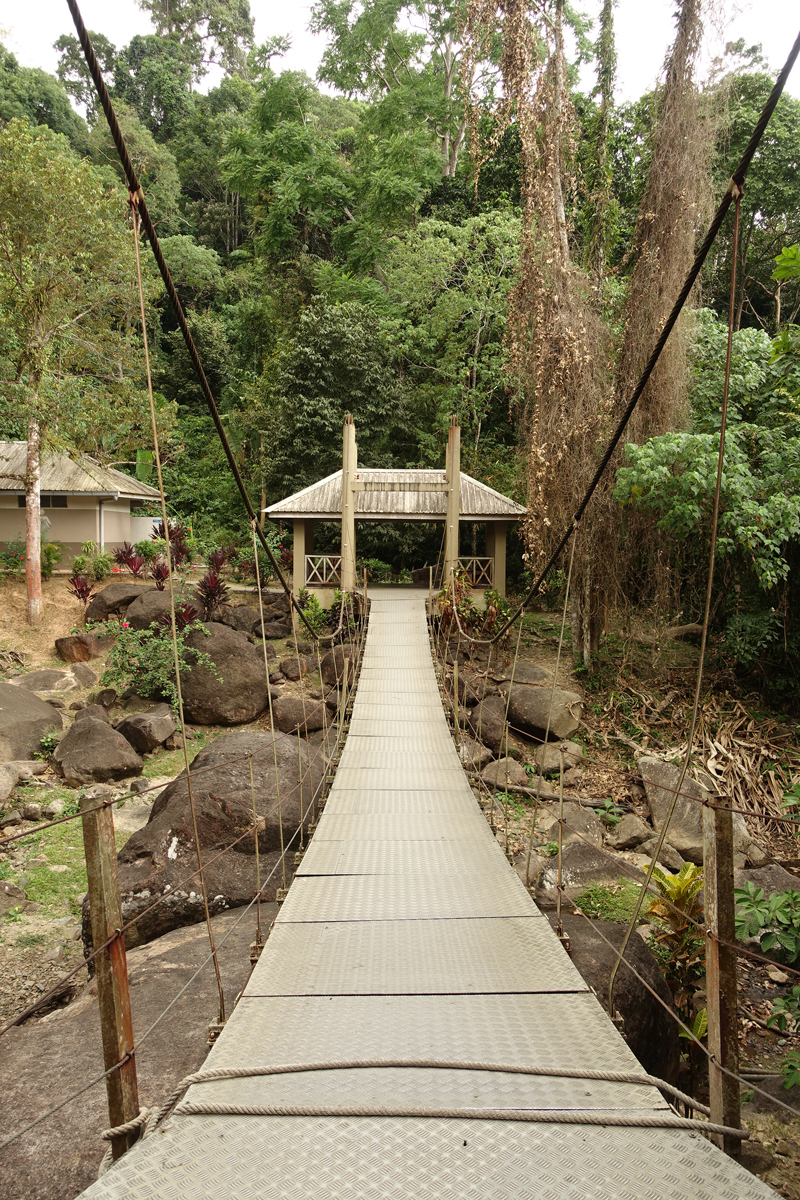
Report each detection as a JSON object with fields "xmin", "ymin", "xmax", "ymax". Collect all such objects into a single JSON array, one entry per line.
[
  {"xmin": 54, "ymin": 31, "xmax": 117, "ymax": 122},
  {"xmin": 0, "ymin": 120, "xmax": 155, "ymax": 623},
  {"xmin": 136, "ymin": 0, "xmax": 254, "ymax": 80},
  {"xmin": 311, "ymin": 0, "xmax": 492, "ymax": 177},
  {"xmin": 584, "ymin": 0, "xmax": 617, "ymax": 281},
  {"xmin": 616, "ymin": 0, "xmax": 710, "ymax": 442},
  {"xmin": 0, "ymin": 46, "xmax": 88, "ymax": 152}
]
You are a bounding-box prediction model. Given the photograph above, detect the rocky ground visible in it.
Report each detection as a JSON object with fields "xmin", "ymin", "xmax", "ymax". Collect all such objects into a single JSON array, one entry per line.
[{"xmin": 1, "ymin": 582, "xmax": 799, "ymax": 1197}]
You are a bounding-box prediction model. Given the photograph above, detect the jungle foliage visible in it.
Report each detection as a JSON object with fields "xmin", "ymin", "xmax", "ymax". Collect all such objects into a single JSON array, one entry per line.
[{"xmin": 1, "ymin": 3, "xmax": 800, "ymax": 696}]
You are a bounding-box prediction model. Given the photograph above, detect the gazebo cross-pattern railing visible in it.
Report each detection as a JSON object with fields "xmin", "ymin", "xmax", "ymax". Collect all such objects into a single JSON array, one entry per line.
[
  {"xmin": 305, "ymin": 554, "xmax": 342, "ymax": 587},
  {"xmin": 457, "ymin": 556, "xmax": 493, "ymax": 588}
]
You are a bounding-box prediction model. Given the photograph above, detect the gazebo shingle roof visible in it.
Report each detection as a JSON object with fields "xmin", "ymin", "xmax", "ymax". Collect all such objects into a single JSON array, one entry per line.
[{"xmin": 265, "ymin": 469, "xmax": 526, "ymax": 522}]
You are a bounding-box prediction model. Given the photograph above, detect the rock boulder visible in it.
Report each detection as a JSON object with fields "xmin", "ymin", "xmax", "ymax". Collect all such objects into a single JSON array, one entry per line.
[
  {"xmin": 52, "ymin": 717, "xmax": 142, "ymax": 787},
  {"xmin": 116, "ymin": 703, "xmax": 177, "ymax": 754},
  {"xmin": 480, "ymin": 756, "xmax": 529, "ymax": 789},
  {"xmin": 547, "ymin": 913, "xmax": 680, "ymax": 1084},
  {"xmin": 179, "ymin": 623, "xmax": 271, "ymax": 725},
  {"xmin": 505, "ymin": 683, "xmax": 583, "ymax": 741},
  {"xmin": 320, "ymin": 645, "xmax": 355, "ymax": 687},
  {"xmin": 124, "ymin": 589, "xmax": 203, "ymax": 631},
  {"xmin": 0, "ymin": 682, "xmax": 63, "ymax": 762},
  {"xmin": 14, "ymin": 669, "xmax": 80, "ymax": 694},
  {"xmin": 84, "ymin": 582, "xmax": 152, "ymax": 623},
  {"xmin": 55, "ymin": 632, "xmax": 114, "ymax": 663},
  {"xmin": 605, "ymin": 812, "xmax": 652, "ymax": 851},
  {"xmin": 533, "ymin": 739, "xmax": 583, "ymax": 775},
  {"xmin": 536, "ymin": 840, "xmax": 640, "ymax": 907},
  {"xmin": 271, "ymin": 696, "xmax": 326, "ymax": 735},
  {"xmin": 114, "ymin": 730, "xmax": 323, "ymax": 945},
  {"xmin": 466, "ymin": 697, "xmax": 524, "ymax": 760},
  {"xmin": 639, "ymin": 758, "xmax": 707, "ymax": 865}
]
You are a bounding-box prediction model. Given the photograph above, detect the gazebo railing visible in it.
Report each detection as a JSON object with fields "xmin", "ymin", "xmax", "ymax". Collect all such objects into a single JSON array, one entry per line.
[
  {"xmin": 457, "ymin": 556, "xmax": 493, "ymax": 588},
  {"xmin": 305, "ymin": 554, "xmax": 342, "ymax": 586}
]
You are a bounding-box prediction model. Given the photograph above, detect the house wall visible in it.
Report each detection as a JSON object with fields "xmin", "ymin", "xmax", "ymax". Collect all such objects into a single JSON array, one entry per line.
[{"xmin": 0, "ymin": 496, "xmax": 136, "ymax": 566}]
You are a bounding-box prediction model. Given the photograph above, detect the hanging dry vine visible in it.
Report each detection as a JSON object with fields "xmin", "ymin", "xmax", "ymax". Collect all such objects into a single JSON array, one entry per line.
[{"xmin": 462, "ymin": 0, "xmax": 614, "ymax": 663}]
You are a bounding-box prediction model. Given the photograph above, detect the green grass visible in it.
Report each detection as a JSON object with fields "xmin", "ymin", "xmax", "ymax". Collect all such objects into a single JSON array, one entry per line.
[
  {"xmin": 4, "ymin": 815, "xmax": 129, "ymax": 916},
  {"xmin": 573, "ymin": 879, "xmax": 645, "ymax": 924},
  {"xmin": 16, "ymin": 932, "xmax": 46, "ymax": 947},
  {"xmin": 140, "ymin": 726, "xmax": 218, "ymax": 778}
]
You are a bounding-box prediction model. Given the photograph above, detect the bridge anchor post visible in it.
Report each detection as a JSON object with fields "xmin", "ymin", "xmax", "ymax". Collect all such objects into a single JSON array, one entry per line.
[
  {"xmin": 80, "ymin": 794, "xmax": 139, "ymax": 1163},
  {"xmin": 704, "ymin": 802, "xmax": 741, "ymax": 1158}
]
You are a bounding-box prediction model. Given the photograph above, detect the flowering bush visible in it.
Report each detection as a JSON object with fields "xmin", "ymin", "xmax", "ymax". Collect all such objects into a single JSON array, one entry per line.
[{"xmin": 102, "ymin": 619, "xmax": 218, "ymax": 711}]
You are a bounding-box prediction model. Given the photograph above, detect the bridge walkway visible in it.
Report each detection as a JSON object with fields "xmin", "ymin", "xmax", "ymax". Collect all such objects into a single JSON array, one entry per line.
[{"xmin": 81, "ymin": 589, "xmax": 771, "ymax": 1199}]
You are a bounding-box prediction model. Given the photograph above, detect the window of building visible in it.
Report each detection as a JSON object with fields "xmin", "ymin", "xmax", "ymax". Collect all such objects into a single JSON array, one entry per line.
[{"xmin": 17, "ymin": 495, "xmax": 68, "ymax": 508}]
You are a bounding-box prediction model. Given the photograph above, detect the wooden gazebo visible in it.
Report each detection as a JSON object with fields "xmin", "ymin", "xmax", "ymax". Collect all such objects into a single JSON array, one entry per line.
[{"xmin": 265, "ymin": 417, "xmax": 526, "ymax": 599}]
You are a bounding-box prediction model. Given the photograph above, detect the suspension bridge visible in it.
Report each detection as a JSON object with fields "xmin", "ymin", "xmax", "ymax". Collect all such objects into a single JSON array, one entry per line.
[{"xmin": 77, "ymin": 589, "xmax": 771, "ymax": 1200}]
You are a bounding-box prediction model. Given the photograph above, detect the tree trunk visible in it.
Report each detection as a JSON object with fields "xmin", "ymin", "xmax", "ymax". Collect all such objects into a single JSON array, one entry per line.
[
  {"xmin": 551, "ymin": 1, "xmax": 570, "ymax": 266},
  {"xmin": 25, "ymin": 415, "xmax": 43, "ymax": 626}
]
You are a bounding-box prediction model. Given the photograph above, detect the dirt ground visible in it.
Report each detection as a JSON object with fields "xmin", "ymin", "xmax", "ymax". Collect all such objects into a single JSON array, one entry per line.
[{"xmin": 0, "ymin": 576, "xmax": 88, "ymax": 671}]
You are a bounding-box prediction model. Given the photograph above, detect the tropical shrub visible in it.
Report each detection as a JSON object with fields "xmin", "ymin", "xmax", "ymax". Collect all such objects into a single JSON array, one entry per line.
[{"xmin": 102, "ymin": 619, "xmax": 217, "ymax": 711}]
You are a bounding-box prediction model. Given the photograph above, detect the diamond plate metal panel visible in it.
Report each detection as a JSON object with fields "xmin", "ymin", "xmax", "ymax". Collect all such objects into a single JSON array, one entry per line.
[
  {"xmin": 296, "ymin": 837, "xmax": 510, "ymax": 876},
  {"xmin": 275, "ymin": 872, "xmax": 534, "ymax": 923},
  {"xmin": 322, "ymin": 791, "xmax": 480, "ymax": 815},
  {"xmin": 336, "ymin": 751, "xmax": 463, "ymax": 771},
  {"xmin": 245, "ymin": 917, "xmax": 581, "ymax": 996},
  {"xmin": 79, "ymin": 1115, "xmax": 775, "ymax": 1200},
  {"xmin": 209, "ymin": 992, "xmax": 647, "ymax": 1075},
  {"xmin": 334, "ymin": 767, "xmax": 474, "ymax": 790},
  {"xmin": 311, "ymin": 814, "xmax": 489, "ymax": 841}
]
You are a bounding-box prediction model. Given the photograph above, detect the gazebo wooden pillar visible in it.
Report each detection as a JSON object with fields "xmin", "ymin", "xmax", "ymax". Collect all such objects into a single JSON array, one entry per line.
[
  {"xmin": 443, "ymin": 416, "xmax": 460, "ymax": 587},
  {"xmin": 485, "ymin": 522, "xmax": 507, "ymax": 598},
  {"xmin": 341, "ymin": 414, "xmax": 357, "ymax": 591},
  {"xmin": 292, "ymin": 519, "xmax": 315, "ymax": 597}
]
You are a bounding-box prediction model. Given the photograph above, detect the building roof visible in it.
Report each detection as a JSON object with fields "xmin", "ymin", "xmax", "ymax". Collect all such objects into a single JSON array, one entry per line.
[
  {"xmin": 0, "ymin": 442, "xmax": 160, "ymax": 500},
  {"xmin": 265, "ymin": 469, "xmax": 526, "ymax": 522}
]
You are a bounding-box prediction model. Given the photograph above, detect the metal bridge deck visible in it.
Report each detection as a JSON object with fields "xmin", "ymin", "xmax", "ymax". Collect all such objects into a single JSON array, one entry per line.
[{"xmin": 81, "ymin": 590, "xmax": 771, "ymax": 1200}]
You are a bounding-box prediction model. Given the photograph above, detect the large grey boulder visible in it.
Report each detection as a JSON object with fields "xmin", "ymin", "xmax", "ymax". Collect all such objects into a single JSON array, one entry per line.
[
  {"xmin": 457, "ymin": 736, "xmax": 494, "ymax": 771},
  {"xmin": 124, "ymin": 589, "xmax": 203, "ymax": 631},
  {"xmin": 320, "ymin": 645, "xmax": 355, "ymax": 686},
  {"xmin": 271, "ymin": 696, "xmax": 326, "ymax": 735},
  {"xmin": 547, "ymin": 914, "xmax": 680, "ymax": 1084},
  {"xmin": 480, "ymin": 756, "xmax": 529, "ymax": 789},
  {"xmin": 0, "ymin": 764, "xmax": 20, "ymax": 803},
  {"xmin": 734, "ymin": 863, "xmax": 800, "ymax": 896},
  {"xmin": 638, "ymin": 837, "xmax": 686, "ymax": 871},
  {"xmin": 0, "ymin": 682, "xmax": 63, "ymax": 761},
  {"xmin": 500, "ymin": 662, "xmax": 551, "ymax": 686},
  {"xmin": 14, "ymin": 669, "xmax": 79, "ymax": 694},
  {"xmin": 84, "ymin": 582, "xmax": 152, "ymax": 622},
  {"xmin": 605, "ymin": 812, "xmax": 652, "ymax": 851},
  {"xmin": 116, "ymin": 703, "xmax": 177, "ymax": 754},
  {"xmin": 114, "ymin": 730, "xmax": 323, "ymax": 946},
  {"xmin": 505, "ymin": 683, "xmax": 583, "ymax": 740},
  {"xmin": 179, "ymin": 623, "xmax": 271, "ymax": 725},
  {"xmin": 259, "ymin": 620, "xmax": 292, "ymax": 639},
  {"xmin": 536, "ymin": 840, "xmax": 640, "ymax": 907},
  {"xmin": 52, "ymin": 717, "xmax": 142, "ymax": 787},
  {"xmin": 542, "ymin": 800, "xmax": 604, "ymax": 847},
  {"xmin": 466, "ymin": 696, "xmax": 523, "ymax": 760},
  {"xmin": 533, "ymin": 739, "xmax": 583, "ymax": 775},
  {"xmin": 0, "ymin": 908, "xmax": 260, "ymax": 1200},
  {"xmin": 637, "ymin": 757, "xmax": 740, "ymax": 866}
]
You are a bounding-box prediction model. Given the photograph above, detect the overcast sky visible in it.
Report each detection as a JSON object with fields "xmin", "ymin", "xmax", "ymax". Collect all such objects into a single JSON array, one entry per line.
[{"xmin": 3, "ymin": 0, "xmax": 799, "ymax": 102}]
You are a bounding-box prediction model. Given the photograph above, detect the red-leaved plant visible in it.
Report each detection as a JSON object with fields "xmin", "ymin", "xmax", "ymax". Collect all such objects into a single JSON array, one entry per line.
[
  {"xmin": 157, "ymin": 603, "xmax": 199, "ymax": 633},
  {"xmin": 196, "ymin": 570, "xmax": 229, "ymax": 615},
  {"xmin": 67, "ymin": 575, "xmax": 96, "ymax": 609},
  {"xmin": 150, "ymin": 559, "xmax": 169, "ymax": 590}
]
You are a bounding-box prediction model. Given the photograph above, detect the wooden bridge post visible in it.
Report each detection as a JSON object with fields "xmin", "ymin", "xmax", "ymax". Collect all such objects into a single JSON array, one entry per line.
[
  {"xmin": 341, "ymin": 414, "xmax": 357, "ymax": 591},
  {"xmin": 80, "ymin": 794, "xmax": 139, "ymax": 1162},
  {"xmin": 444, "ymin": 416, "xmax": 460, "ymax": 584},
  {"xmin": 704, "ymin": 802, "xmax": 741, "ymax": 1158}
]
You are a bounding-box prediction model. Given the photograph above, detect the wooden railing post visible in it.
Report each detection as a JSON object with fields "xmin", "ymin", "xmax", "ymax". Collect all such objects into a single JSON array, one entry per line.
[
  {"xmin": 704, "ymin": 801, "xmax": 741, "ymax": 1158},
  {"xmin": 81, "ymin": 795, "xmax": 139, "ymax": 1161}
]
